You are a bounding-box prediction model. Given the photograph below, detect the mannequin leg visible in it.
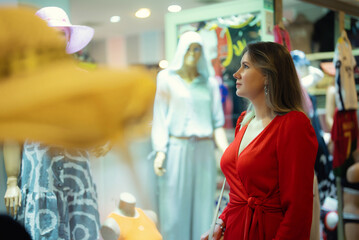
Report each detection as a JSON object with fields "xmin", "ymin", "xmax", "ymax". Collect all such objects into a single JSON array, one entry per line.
[
  {"xmin": 192, "ymin": 140, "xmax": 216, "ymax": 240},
  {"xmin": 343, "ymin": 191, "xmax": 359, "ymax": 240},
  {"xmin": 157, "ymin": 138, "xmax": 193, "ymax": 240}
]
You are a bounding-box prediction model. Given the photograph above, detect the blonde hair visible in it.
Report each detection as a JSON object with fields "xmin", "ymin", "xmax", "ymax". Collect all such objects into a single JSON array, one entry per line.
[{"xmin": 241, "ymin": 42, "xmax": 304, "ymax": 125}]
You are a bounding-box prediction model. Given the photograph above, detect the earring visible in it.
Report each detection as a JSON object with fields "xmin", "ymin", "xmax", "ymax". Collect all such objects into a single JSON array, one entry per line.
[{"xmin": 264, "ymin": 85, "xmax": 269, "ymax": 95}]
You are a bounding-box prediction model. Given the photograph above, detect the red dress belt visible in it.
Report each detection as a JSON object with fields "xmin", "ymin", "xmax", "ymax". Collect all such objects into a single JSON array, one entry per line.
[{"xmin": 226, "ymin": 192, "xmax": 283, "ymax": 240}]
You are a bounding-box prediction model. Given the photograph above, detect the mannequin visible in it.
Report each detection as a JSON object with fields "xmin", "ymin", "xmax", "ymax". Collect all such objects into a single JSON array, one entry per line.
[
  {"xmin": 329, "ymin": 30, "xmax": 359, "ymax": 239},
  {"xmin": 3, "ymin": 7, "xmax": 101, "ymax": 240},
  {"xmin": 101, "ymin": 192, "xmax": 162, "ymax": 240},
  {"xmin": 3, "ymin": 141, "xmax": 21, "ymax": 217},
  {"xmin": 151, "ymin": 31, "xmax": 228, "ymax": 240}
]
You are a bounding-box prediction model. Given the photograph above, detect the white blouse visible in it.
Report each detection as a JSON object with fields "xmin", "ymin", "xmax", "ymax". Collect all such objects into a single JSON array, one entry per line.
[{"xmin": 151, "ymin": 70, "xmax": 225, "ymax": 153}]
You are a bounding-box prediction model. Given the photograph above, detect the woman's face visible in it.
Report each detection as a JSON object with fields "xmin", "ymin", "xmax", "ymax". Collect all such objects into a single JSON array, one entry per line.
[
  {"xmin": 183, "ymin": 43, "xmax": 201, "ymax": 67},
  {"xmin": 233, "ymin": 52, "xmax": 266, "ymax": 100}
]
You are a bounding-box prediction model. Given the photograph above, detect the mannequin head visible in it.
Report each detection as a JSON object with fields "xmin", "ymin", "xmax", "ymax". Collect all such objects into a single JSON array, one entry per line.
[
  {"xmin": 35, "ymin": 6, "xmax": 94, "ymax": 54},
  {"xmin": 183, "ymin": 43, "xmax": 202, "ymax": 68},
  {"xmin": 167, "ymin": 31, "xmax": 209, "ymax": 79},
  {"xmin": 290, "ymin": 50, "xmax": 310, "ymax": 78}
]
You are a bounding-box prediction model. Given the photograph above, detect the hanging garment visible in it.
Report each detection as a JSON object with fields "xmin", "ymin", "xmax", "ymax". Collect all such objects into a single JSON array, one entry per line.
[
  {"xmin": 17, "ymin": 142, "xmax": 100, "ymax": 240},
  {"xmin": 309, "ymin": 95, "xmax": 337, "ymax": 204},
  {"xmin": 334, "ymin": 31, "xmax": 358, "ymax": 111},
  {"xmin": 273, "ymin": 25, "xmax": 292, "ymax": 51},
  {"xmin": 222, "ymin": 19, "xmax": 261, "ymax": 125},
  {"xmin": 220, "ymin": 111, "xmax": 318, "ymax": 239},
  {"xmin": 107, "ymin": 208, "xmax": 162, "ymax": 240},
  {"xmin": 331, "ymin": 109, "xmax": 359, "ymax": 190}
]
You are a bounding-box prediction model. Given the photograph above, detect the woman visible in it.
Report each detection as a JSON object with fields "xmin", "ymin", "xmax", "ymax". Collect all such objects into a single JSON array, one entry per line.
[
  {"xmin": 201, "ymin": 42, "xmax": 318, "ymax": 240},
  {"xmin": 151, "ymin": 31, "xmax": 228, "ymax": 240}
]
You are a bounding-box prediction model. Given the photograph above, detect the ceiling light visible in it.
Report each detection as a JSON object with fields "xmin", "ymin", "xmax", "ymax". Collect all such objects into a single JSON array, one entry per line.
[
  {"xmin": 110, "ymin": 16, "xmax": 121, "ymax": 23},
  {"xmin": 135, "ymin": 8, "xmax": 151, "ymax": 18},
  {"xmin": 159, "ymin": 60, "xmax": 168, "ymax": 69},
  {"xmin": 168, "ymin": 5, "xmax": 182, "ymax": 13}
]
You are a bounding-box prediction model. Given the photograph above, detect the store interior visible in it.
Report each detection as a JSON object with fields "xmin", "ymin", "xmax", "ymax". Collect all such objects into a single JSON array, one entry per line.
[{"xmin": 1, "ymin": 0, "xmax": 359, "ymax": 239}]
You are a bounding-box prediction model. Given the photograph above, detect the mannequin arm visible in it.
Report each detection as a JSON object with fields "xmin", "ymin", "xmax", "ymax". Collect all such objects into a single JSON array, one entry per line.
[
  {"xmin": 347, "ymin": 151, "xmax": 359, "ymax": 183},
  {"xmin": 3, "ymin": 140, "xmax": 22, "ymax": 216},
  {"xmin": 154, "ymin": 151, "xmax": 166, "ymax": 177},
  {"xmin": 325, "ymin": 86, "xmax": 336, "ymax": 130},
  {"xmin": 143, "ymin": 209, "xmax": 158, "ymax": 225},
  {"xmin": 100, "ymin": 218, "xmax": 120, "ymax": 240},
  {"xmin": 213, "ymin": 127, "xmax": 229, "ymax": 154},
  {"xmin": 347, "ymin": 163, "xmax": 359, "ymax": 183}
]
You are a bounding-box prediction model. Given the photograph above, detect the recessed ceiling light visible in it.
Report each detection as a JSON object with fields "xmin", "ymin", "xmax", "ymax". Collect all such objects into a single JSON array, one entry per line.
[
  {"xmin": 135, "ymin": 8, "xmax": 151, "ymax": 18},
  {"xmin": 159, "ymin": 60, "xmax": 168, "ymax": 69},
  {"xmin": 168, "ymin": 5, "xmax": 182, "ymax": 13},
  {"xmin": 110, "ymin": 16, "xmax": 121, "ymax": 23}
]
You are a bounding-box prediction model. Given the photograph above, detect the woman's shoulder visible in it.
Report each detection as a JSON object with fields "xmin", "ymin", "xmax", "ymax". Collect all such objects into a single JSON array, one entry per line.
[
  {"xmin": 277, "ymin": 111, "xmax": 311, "ymax": 128},
  {"xmin": 280, "ymin": 111, "xmax": 308, "ymax": 121},
  {"xmin": 156, "ymin": 70, "xmax": 177, "ymax": 85},
  {"xmin": 157, "ymin": 69, "xmax": 171, "ymax": 79}
]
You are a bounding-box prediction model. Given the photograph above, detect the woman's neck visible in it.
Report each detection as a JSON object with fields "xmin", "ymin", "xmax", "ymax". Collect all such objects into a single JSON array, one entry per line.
[{"xmin": 251, "ymin": 95, "xmax": 275, "ymax": 121}]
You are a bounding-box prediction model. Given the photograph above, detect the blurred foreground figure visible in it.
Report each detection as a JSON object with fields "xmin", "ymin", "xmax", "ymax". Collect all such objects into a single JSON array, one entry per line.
[
  {"xmin": 0, "ymin": 6, "xmax": 155, "ymax": 148},
  {"xmin": 0, "ymin": 6, "xmax": 155, "ymax": 240}
]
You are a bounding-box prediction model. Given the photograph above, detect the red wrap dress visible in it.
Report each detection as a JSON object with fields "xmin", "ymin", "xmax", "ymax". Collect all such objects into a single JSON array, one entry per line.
[{"xmin": 219, "ymin": 111, "xmax": 318, "ymax": 240}]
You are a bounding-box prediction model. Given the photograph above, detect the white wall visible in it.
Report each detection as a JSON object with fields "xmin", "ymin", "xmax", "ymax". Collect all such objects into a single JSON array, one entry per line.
[{"xmin": 87, "ymin": 30, "xmax": 165, "ymax": 67}]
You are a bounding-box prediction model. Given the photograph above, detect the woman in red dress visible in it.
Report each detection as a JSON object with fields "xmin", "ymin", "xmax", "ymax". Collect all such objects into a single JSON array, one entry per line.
[{"xmin": 201, "ymin": 42, "xmax": 318, "ymax": 240}]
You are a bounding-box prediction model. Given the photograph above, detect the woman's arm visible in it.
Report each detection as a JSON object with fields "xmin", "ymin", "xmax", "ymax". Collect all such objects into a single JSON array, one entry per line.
[
  {"xmin": 325, "ymin": 85, "xmax": 336, "ymax": 131},
  {"xmin": 275, "ymin": 112, "xmax": 318, "ymax": 240}
]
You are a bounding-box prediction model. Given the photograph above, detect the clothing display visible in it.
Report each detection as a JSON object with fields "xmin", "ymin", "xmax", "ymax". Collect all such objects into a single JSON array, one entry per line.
[
  {"xmin": 309, "ymin": 95, "xmax": 337, "ymax": 204},
  {"xmin": 331, "ymin": 110, "xmax": 359, "ymax": 185},
  {"xmin": 219, "ymin": 18, "xmax": 260, "ymax": 126},
  {"xmin": 273, "ymin": 25, "xmax": 292, "ymax": 52},
  {"xmin": 107, "ymin": 208, "xmax": 162, "ymax": 240},
  {"xmin": 16, "ymin": 141, "xmax": 100, "ymax": 240},
  {"xmin": 220, "ymin": 111, "xmax": 318, "ymax": 239},
  {"xmin": 334, "ymin": 30, "xmax": 358, "ymax": 111},
  {"xmin": 152, "ymin": 71, "xmax": 224, "ymax": 240},
  {"xmin": 151, "ymin": 31, "xmax": 225, "ymax": 240}
]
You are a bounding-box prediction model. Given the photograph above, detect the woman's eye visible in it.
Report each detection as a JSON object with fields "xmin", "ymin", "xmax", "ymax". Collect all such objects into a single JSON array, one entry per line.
[{"xmin": 243, "ymin": 64, "xmax": 249, "ymax": 69}]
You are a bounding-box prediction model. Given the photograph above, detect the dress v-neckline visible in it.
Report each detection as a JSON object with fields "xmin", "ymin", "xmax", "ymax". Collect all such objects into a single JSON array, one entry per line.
[{"xmin": 237, "ymin": 115, "xmax": 278, "ymax": 159}]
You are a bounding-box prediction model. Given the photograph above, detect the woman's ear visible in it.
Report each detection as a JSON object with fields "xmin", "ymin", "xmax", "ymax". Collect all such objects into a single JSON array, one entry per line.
[{"xmin": 264, "ymin": 76, "xmax": 268, "ymax": 85}]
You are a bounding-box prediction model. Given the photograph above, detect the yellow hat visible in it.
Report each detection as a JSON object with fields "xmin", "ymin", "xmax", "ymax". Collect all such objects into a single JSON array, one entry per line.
[{"xmin": 0, "ymin": 7, "xmax": 156, "ymax": 149}]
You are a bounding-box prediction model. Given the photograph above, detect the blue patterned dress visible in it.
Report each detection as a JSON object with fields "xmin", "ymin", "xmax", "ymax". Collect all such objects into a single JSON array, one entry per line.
[{"xmin": 17, "ymin": 141, "xmax": 100, "ymax": 240}]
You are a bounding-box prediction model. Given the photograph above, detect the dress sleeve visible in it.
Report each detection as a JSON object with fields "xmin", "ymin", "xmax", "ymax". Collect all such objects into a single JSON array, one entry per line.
[
  {"xmin": 274, "ymin": 112, "xmax": 318, "ymax": 240},
  {"xmin": 209, "ymin": 77, "xmax": 225, "ymax": 129},
  {"xmin": 151, "ymin": 71, "xmax": 170, "ymax": 153},
  {"xmin": 218, "ymin": 205, "xmax": 229, "ymax": 224}
]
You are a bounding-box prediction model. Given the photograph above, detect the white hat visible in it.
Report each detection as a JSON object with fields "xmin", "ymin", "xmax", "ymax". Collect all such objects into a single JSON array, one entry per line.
[{"xmin": 35, "ymin": 6, "xmax": 94, "ymax": 54}]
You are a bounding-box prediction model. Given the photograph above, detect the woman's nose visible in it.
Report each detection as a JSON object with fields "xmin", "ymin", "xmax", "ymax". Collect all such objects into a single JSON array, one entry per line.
[{"xmin": 233, "ymin": 70, "xmax": 241, "ymax": 79}]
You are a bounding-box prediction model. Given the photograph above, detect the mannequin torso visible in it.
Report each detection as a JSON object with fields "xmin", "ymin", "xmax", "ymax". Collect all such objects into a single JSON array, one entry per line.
[{"xmin": 101, "ymin": 192, "xmax": 161, "ymax": 240}]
